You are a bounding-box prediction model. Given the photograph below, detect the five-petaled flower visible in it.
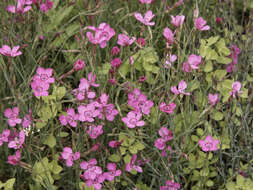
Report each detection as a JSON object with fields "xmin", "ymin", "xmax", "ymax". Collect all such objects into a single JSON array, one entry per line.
[
  {"xmin": 198, "ymin": 135, "xmax": 219, "ymax": 152},
  {"xmin": 134, "ymin": 10, "xmax": 155, "ymax": 26},
  {"xmin": 122, "ymin": 111, "xmax": 145, "ymax": 128},
  {"xmin": 0, "ymin": 45, "xmax": 22, "ymax": 57}
]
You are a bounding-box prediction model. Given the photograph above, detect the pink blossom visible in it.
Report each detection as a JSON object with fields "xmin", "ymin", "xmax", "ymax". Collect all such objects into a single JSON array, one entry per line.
[
  {"xmin": 163, "ymin": 28, "xmax": 174, "ymax": 45},
  {"xmin": 171, "ymin": 15, "xmax": 185, "ymax": 27},
  {"xmin": 122, "ymin": 111, "xmax": 145, "ymax": 128},
  {"xmin": 117, "ymin": 34, "xmax": 136, "ymax": 46},
  {"xmin": 216, "ymin": 17, "xmax": 222, "ymax": 24},
  {"xmin": 0, "ymin": 129, "xmax": 10, "ymax": 146},
  {"xmin": 208, "ymin": 93, "xmax": 219, "ymax": 106},
  {"xmin": 0, "ymin": 45, "xmax": 22, "ymax": 57},
  {"xmin": 104, "ymin": 163, "xmax": 121, "ymax": 181},
  {"xmin": 182, "ymin": 62, "xmax": 192, "ymax": 73},
  {"xmin": 111, "ymin": 46, "xmax": 120, "ymax": 56},
  {"xmin": 164, "ymin": 54, "xmax": 177, "ymax": 68},
  {"xmin": 137, "ymin": 37, "xmax": 146, "ymax": 47},
  {"xmin": 85, "ymin": 174, "xmax": 105, "ymax": 190},
  {"xmin": 154, "ymin": 138, "xmax": 166, "ymax": 150},
  {"xmin": 134, "ymin": 10, "xmax": 155, "ymax": 26},
  {"xmin": 139, "ymin": 0, "xmax": 153, "ymax": 4},
  {"xmin": 126, "ymin": 154, "xmax": 143, "ymax": 173},
  {"xmin": 226, "ymin": 45, "xmax": 240, "ymax": 73},
  {"xmin": 61, "ymin": 147, "xmax": 80, "ymax": 167},
  {"xmin": 87, "ymin": 125, "xmax": 103, "ymax": 139},
  {"xmin": 74, "ymin": 59, "xmax": 85, "ymax": 71},
  {"xmin": 159, "ymin": 102, "xmax": 176, "ymax": 114},
  {"xmin": 230, "ymin": 81, "xmax": 243, "ymax": 98},
  {"xmin": 6, "ymin": 0, "xmax": 32, "ymax": 14},
  {"xmin": 175, "ymin": 0, "xmax": 184, "ymax": 6},
  {"xmin": 109, "ymin": 140, "xmax": 122, "ymax": 148},
  {"xmin": 165, "ymin": 180, "xmax": 181, "ymax": 190},
  {"xmin": 111, "ymin": 58, "xmax": 122, "ymax": 68},
  {"xmin": 8, "ymin": 130, "xmax": 25, "ymax": 149},
  {"xmin": 59, "ymin": 108, "xmax": 79, "ymax": 127},
  {"xmin": 194, "ymin": 17, "xmax": 210, "ymax": 31},
  {"xmin": 8, "ymin": 150, "xmax": 21, "ymax": 165},
  {"xmin": 88, "ymin": 72, "xmax": 100, "ymax": 87},
  {"xmin": 158, "ymin": 127, "xmax": 173, "ymax": 142},
  {"xmin": 31, "ymin": 80, "xmax": 49, "ymax": 97},
  {"xmin": 86, "ymin": 23, "xmax": 115, "ymax": 48},
  {"xmin": 170, "ymin": 80, "xmax": 190, "ymax": 96},
  {"xmin": 72, "ymin": 78, "xmax": 96, "ymax": 101},
  {"xmin": 40, "ymin": 0, "xmax": 53, "ymax": 13},
  {"xmin": 4, "ymin": 107, "xmax": 22, "ymax": 127},
  {"xmin": 22, "ymin": 110, "xmax": 32, "ymax": 128},
  {"xmin": 33, "ymin": 67, "xmax": 55, "ymax": 84},
  {"xmin": 78, "ymin": 104, "xmax": 100, "ymax": 122},
  {"xmin": 187, "ymin": 54, "xmax": 202, "ymax": 70},
  {"xmin": 138, "ymin": 76, "xmax": 147, "ymax": 82},
  {"xmin": 198, "ymin": 135, "xmax": 219, "ymax": 152}
]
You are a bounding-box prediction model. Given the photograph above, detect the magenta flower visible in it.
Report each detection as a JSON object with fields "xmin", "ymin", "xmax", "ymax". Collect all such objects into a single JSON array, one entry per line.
[
  {"xmin": 154, "ymin": 138, "xmax": 166, "ymax": 150},
  {"xmin": 139, "ymin": 0, "xmax": 153, "ymax": 4},
  {"xmin": 159, "ymin": 127, "xmax": 173, "ymax": 142},
  {"xmin": 188, "ymin": 54, "xmax": 202, "ymax": 70},
  {"xmin": 78, "ymin": 104, "xmax": 100, "ymax": 122},
  {"xmin": 104, "ymin": 163, "xmax": 121, "ymax": 181},
  {"xmin": 109, "ymin": 140, "xmax": 122, "ymax": 148},
  {"xmin": 159, "ymin": 102, "xmax": 176, "ymax": 114},
  {"xmin": 8, "ymin": 150, "xmax": 21, "ymax": 166},
  {"xmin": 40, "ymin": 0, "xmax": 53, "ymax": 13},
  {"xmin": 134, "ymin": 10, "xmax": 155, "ymax": 26},
  {"xmin": 164, "ymin": 54, "xmax": 177, "ymax": 68},
  {"xmin": 6, "ymin": 0, "xmax": 32, "ymax": 14},
  {"xmin": 208, "ymin": 93, "xmax": 219, "ymax": 106},
  {"xmin": 117, "ymin": 34, "xmax": 136, "ymax": 46},
  {"xmin": 122, "ymin": 111, "xmax": 145, "ymax": 128},
  {"xmin": 85, "ymin": 174, "xmax": 105, "ymax": 190},
  {"xmin": 88, "ymin": 72, "xmax": 100, "ymax": 87},
  {"xmin": 87, "ymin": 125, "xmax": 103, "ymax": 139},
  {"xmin": 59, "ymin": 108, "xmax": 79, "ymax": 127},
  {"xmin": 226, "ymin": 45, "xmax": 240, "ymax": 73},
  {"xmin": 111, "ymin": 46, "xmax": 120, "ymax": 56},
  {"xmin": 0, "ymin": 45, "xmax": 22, "ymax": 57},
  {"xmin": 111, "ymin": 58, "xmax": 122, "ymax": 68},
  {"xmin": 198, "ymin": 135, "xmax": 219, "ymax": 152},
  {"xmin": 72, "ymin": 78, "xmax": 96, "ymax": 101},
  {"xmin": 22, "ymin": 110, "xmax": 32, "ymax": 128},
  {"xmin": 163, "ymin": 27, "xmax": 174, "ymax": 45},
  {"xmin": 61, "ymin": 147, "xmax": 80, "ymax": 167},
  {"xmin": 194, "ymin": 17, "xmax": 210, "ymax": 31},
  {"xmin": 171, "ymin": 15, "xmax": 185, "ymax": 27},
  {"xmin": 8, "ymin": 130, "xmax": 25, "ymax": 149},
  {"xmin": 74, "ymin": 59, "xmax": 85, "ymax": 71},
  {"xmin": 137, "ymin": 37, "xmax": 146, "ymax": 47},
  {"xmin": 165, "ymin": 180, "xmax": 181, "ymax": 190},
  {"xmin": 230, "ymin": 81, "xmax": 243, "ymax": 98},
  {"xmin": 126, "ymin": 154, "xmax": 143, "ymax": 173},
  {"xmin": 4, "ymin": 107, "xmax": 22, "ymax": 127},
  {"xmin": 33, "ymin": 67, "xmax": 55, "ymax": 84},
  {"xmin": 170, "ymin": 80, "xmax": 190, "ymax": 96},
  {"xmin": 86, "ymin": 23, "xmax": 115, "ymax": 48},
  {"xmin": 31, "ymin": 80, "xmax": 49, "ymax": 97},
  {"xmin": 182, "ymin": 61, "xmax": 192, "ymax": 73},
  {"xmin": 0, "ymin": 129, "xmax": 10, "ymax": 146}
]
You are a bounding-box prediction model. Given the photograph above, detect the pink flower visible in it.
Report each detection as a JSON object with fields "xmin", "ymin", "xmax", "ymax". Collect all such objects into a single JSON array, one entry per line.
[
  {"xmin": 86, "ymin": 23, "xmax": 115, "ymax": 48},
  {"xmin": 4, "ymin": 107, "xmax": 22, "ymax": 127},
  {"xmin": 109, "ymin": 140, "xmax": 122, "ymax": 148},
  {"xmin": 8, "ymin": 150, "xmax": 21, "ymax": 165},
  {"xmin": 139, "ymin": 0, "xmax": 153, "ymax": 4},
  {"xmin": 111, "ymin": 46, "xmax": 120, "ymax": 56},
  {"xmin": 226, "ymin": 45, "xmax": 240, "ymax": 73},
  {"xmin": 230, "ymin": 81, "xmax": 243, "ymax": 98},
  {"xmin": 31, "ymin": 80, "xmax": 49, "ymax": 97},
  {"xmin": 122, "ymin": 111, "xmax": 145, "ymax": 128},
  {"xmin": 0, "ymin": 129, "xmax": 10, "ymax": 146},
  {"xmin": 33, "ymin": 67, "xmax": 55, "ymax": 84},
  {"xmin": 87, "ymin": 125, "xmax": 103, "ymax": 139},
  {"xmin": 0, "ymin": 45, "xmax": 22, "ymax": 57},
  {"xmin": 88, "ymin": 72, "xmax": 100, "ymax": 87},
  {"xmin": 198, "ymin": 135, "xmax": 219, "ymax": 152},
  {"xmin": 216, "ymin": 17, "xmax": 222, "ymax": 24},
  {"xmin": 187, "ymin": 54, "xmax": 202, "ymax": 70},
  {"xmin": 78, "ymin": 104, "xmax": 100, "ymax": 122},
  {"xmin": 117, "ymin": 34, "xmax": 136, "ymax": 46},
  {"xmin": 61, "ymin": 147, "xmax": 80, "ymax": 167},
  {"xmin": 154, "ymin": 138, "xmax": 166, "ymax": 150},
  {"xmin": 59, "ymin": 108, "xmax": 79, "ymax": 127},
  {"xmin": 158, "ymin": 127, "xmax": 173, "ymax": 142},
  {"xmin": 126, "ymin": 154, "xmax": 143, "ymax": 173},
  {"xmin": 165, "ymin": 180, "xmax": 181, "ymax": 190},
  {"xmin": 110, "ymin": 58, "xmax": 122, "ymax": 68},
  {"xmin": 40, "ymin": 0, "xmax": 53, "ymax": 13},
  {"xmin": 72, "ymin": 78, "xmax": 96, "ymax": 101},
  {"xmin": 74, "ymin": 59, "xmax": 85, "ymax": 71},
  {"xmin": 208, "ymin": 93, "xmax": 219, "ymax": 106},
  {"xmin": 170, "ymin": 80, "xmax": 190, "ymax": 95},
  {"xmin": 182, "ymin": 62, "xmax": 192, "ymax": 73},
  {"xmin": 163, "ymin": 27, "xmax": 174, "ymax": 45},
  {"xmin": 171, "ymin": 15, "xmax": 185, "ymax": 27},
  {"xmin": 85, "ymin": 174, "xmax": 105, "ymax": 190},
  {"xmin": 134, "ymin": 10, "xmax": 155, "ymax": 26},
  {"xmin": 164, "ymin": 54, "xmax": 177, "ymax": 68},
  {"xmin": 159, "ymin": 102, "xmax": 176, "ymax": 114},
  {"xmin": 6, "ymin": 0, "xmax": 32, "ymax": 14},
  {"xmin": 22, "ymin": 110, "xmax": 32, "ymax": 128},
  {"xmin": 8, "ymin": 130, "xmax": 25, "ymax": 149},
  {"xmin": 137, "ymin": 37, "xmax": 146, "ymax": 47},
  {"xmin": 194, "ymin": 17, "xmax": 210, "ymax": 31},
  {"xmin": 104, "ymin": 163, "xmax": 121, "ymax": 181}
]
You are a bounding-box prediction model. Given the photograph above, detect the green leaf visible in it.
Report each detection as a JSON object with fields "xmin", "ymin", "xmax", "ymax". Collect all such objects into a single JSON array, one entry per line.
[
  {"xmin": 58, "ymin": 132, "xmax": 69, "ymax": 137},
  {"xmin": 206, "ymin": 180, "xmax": 214, "ymax": 187},
  {"xmin": 226, "ymin": 182, "xmax": 236, "ymax": 190},
  {"xmin": 216, "ymin": 38, "xmax": 231, "ymax": 56},
  {"xmin": 54, "ymin": 86, "xmax": 66, "ymax": 100},
  {"xmin": 99, "ymin": 63, "xmax": 111, "ymax": 75},
  {"xmin": 189, "ymin": 80, "xmax": 200, "ymax": 92},
  {"xmin": 197, "ymin": 128, "xmax": 204, "ymax": 136},
  {"xmin": 123, "ymin": 154, "xmax": 131, "ymax": 164},
  {"xmin": 206, "ymin": 36, "xmax": 220, "ymax": 46},
  {"xmin": 191, "ymin": 135, "xmax": 199, "ymax": 142},
  {"xmin": 206, "ymin": 49, "xmax": 218, "ymax": 60},
  {"xmin": 214, "ymin": 70, "xmax": 227, "ymax": 81},
  {"xmin": 44, "ymin": 134, "xmax": 56, "ymax": 148},
  {"xmin": 36, "ymin": 120, "xmax": 47, "ymax": 129},
  {"xmin": 213, "ymin": 111, "xmax": 224, "ymax": 121},
  {"xmin": 134, "ymin": 142, "xmax": 145, "ymax": 150},
  {"xmin": 236, "ymin": 175, "xmax": 245, "ymax": 187},
  {"xmin": 50, "ymin": 160, "xmax": 63, "ymax": 175},
  {"xmin": 108, "ymin": 154, "xmax": 121, "ymax": 162},
  {"xmin": 129, "ymin": 146, "xmax": 138, "ymax": 154},
  {"xmin": 204, "ymin": 61, "xmax": 213, "ymax": 72},
  {"xmin": 4, "ymin": 178, "xmax": 15, "ymax": 190},
  {"xmin": 216, "ymin": 56, "xmax": 232, "ymax": 64}
]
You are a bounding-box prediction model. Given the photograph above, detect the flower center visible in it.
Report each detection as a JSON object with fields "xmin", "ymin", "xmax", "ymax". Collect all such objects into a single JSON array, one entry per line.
[
  {"xmin": 40, "ymin": 74, "xmax": 48, "ymax": 81},
  {"xmin": 129, "ymin": 118, "xmax": 137, "ymax": 125}
]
